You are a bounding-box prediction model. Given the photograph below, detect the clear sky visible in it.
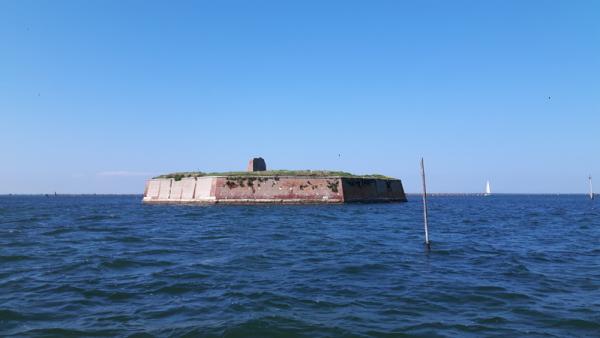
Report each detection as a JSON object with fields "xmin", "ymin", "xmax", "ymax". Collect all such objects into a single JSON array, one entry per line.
[{"xmin": 1, "ymin": 0, "xmax": 598, "ymax": 194}]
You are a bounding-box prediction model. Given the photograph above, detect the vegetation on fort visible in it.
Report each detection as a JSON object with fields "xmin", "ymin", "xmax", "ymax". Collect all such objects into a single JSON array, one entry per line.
[{"xmin": 155, "ymin": 170, "xmax": 394, "ymax": 181}]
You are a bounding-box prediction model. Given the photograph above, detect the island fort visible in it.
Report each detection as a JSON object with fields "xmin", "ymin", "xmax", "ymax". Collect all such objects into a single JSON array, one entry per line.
[{"xmin": 143, "ymin": 158, "xmax": 407, "ymax": 204}]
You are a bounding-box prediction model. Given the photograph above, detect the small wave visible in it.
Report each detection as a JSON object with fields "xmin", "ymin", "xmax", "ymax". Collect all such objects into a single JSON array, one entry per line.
[
  {"xmin": 142, "ymin": 305, "xmax": 195, "ymax": 320},
  {"xmin": 151, "ymin": 270, "xmax": 210, "ymax": 280},
  {"xmin": 220, "ymin": 316, "xmax": 350, "ymax": 338},
  {"xmin": 42, "ymin": 227, "xmax": 74, "ymax": 236},
  {"xmin": 153, "ymin": 283, "xmax": 209, "ymax": 295},
  {"xmin": 80, "ymin": 289, "xmax": 137, "ymax": 301},
  {"xmin": 269, "ymin": 233, "xmax": 289, "ymax": 240},
  {"xmin": 472, "ymin": 285, "xmax": 506, "ymax": 292},
  {"xmin": 19, "ymin": 327, "xmax": 119, "ymax": 337},
  {"xmin": 511, "ymin": 307, "xmax": 547, "ymax": 318},
  {"xmin": 474, "ymin": 316, "xmax": 509, "ymax": 324},
  {"xmin": 546, "ymin": 318, "xmax": 600, "ymax": 330},
  {"xmin": 99, "ymin": 258, "xmax": 172, "ymax": 269},
  {"xmin": 141, "ymin": 249, "xmax": 178, "ymax": 255},
  {"xmin": 10, "ymin": 216, "xmax": 49, "ymax": 224},
  {"xmin": 402, "ymin": 321, "xmax": 495, "ymax": 335},
  {"xmin": 104, "ymin": 235, "xmax": 144, "ymax": 243},
  {"xmin": 77, "ymin": 214, "xmax": 119, "ymax": 221},
  {"xmin": 339, "ymin": 263, "xmax": 389, "ymax": 274},
  {"xmin": 0, "ymin": 254, "xmax": 31, "ymax": 262},
  {"xmin": 0, "ymin": 309, "xmax": 25, "ymax": 320},
  {"xmin": 378, "ymin": 308, "xmax": 422, "ymax": 317},
  {"xmin": 493, "ymin": 291, "xmax": 532, "ymax": 301},
  {"xmin": 502, "ymin": 260, "xmax": 533, "ymax": 277},
  {"xmin": 179, "ymin": 212, "xmax": 206, "ymax": 217}
]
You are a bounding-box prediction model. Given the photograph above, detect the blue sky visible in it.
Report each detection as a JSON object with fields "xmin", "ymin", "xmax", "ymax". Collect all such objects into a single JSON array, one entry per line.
[{"xmin": 1, "ymin": 0, "xmax": 598, "ymax": 194}]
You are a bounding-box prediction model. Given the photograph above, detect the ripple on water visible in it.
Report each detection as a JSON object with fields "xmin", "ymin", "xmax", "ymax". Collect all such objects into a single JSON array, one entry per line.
[
  {"xmin": 338, "ymin": 263, "xmax": 389, "ymax": 275},
  {"xmin": 99, "ymin": 258, "xmax": 173, "ymax": 269},
  {"xmin": 0, "ymin": 309, "xmax": 25, "ymax": 321},
  {"xmin": 0, "ymin": 254, "xmax": 32, "ymax": 262}
]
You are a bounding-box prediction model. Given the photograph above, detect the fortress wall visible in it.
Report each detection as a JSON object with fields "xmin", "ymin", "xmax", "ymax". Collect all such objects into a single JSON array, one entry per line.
[
  {"xmin": 341, "ymin": 178, "xmax": 407, "ymax": 202},
  {"xmin": 143, "ymin": 177, "xmax": 406, "ymax": 203},
  {"xmin": 145, "ymin": 180, "xmax": 161, "ymax": 200},
  {"xmin": 213, "ymin": 177, "xmax": 344, "ymax": 203},
  {"xmin": 194, "ymin": 177, "xmax": 215, "ymax": 201},
  {"xmin": 383, "ymin": 180, "xmax": 406, "ymax": 199},
  {"xmin": 158, "ymin": 179, "xmax": 173, "ymax": 200},
  {"xmin": 169, "ymin": 180, "xmax": 184, "ymax": 201},
  {"xmin": 180, "ymin": 178, "xmax": 196, "ymax": 201},
  {"xmin": 142, "ymin": 178, "xmax": 214, "ymax": 203}
]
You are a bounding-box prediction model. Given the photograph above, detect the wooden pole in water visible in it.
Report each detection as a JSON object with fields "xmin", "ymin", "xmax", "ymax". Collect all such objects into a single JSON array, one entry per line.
[{"xmin": 420, "ymin": 158, "xmax": 431, "ymax": 249}]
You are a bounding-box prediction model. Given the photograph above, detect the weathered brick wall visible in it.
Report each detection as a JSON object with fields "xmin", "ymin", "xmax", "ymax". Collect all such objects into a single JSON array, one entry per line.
[{"xmin": 213, "ymin": 177, "xmax": 343, "ymax": 203}]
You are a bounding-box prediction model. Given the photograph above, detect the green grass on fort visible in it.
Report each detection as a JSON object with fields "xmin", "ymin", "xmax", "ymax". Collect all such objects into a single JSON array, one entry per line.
[{"xmin": 155, "ymin": 170, "xmax": 394, "ymax": 181}]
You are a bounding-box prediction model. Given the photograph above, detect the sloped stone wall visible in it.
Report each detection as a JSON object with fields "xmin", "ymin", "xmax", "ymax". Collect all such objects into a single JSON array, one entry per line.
[{"xmin": 341, "ymin": 178, "xmax": 407, "ymax": 202}]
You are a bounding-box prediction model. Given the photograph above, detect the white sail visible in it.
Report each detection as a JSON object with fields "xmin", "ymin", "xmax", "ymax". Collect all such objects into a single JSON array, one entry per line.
[
  {"xmin": 590, "ymin": 175, "xmax": 594, "ymax": 200},
  {"xmin": 485, "ymin": 180, "xmax": 491, "ymax": 196}
]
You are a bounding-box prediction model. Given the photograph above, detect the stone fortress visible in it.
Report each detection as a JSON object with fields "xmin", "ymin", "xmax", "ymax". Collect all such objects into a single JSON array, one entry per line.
[{"xmin": 143, "ymin": 158, "xmax": 407, "ymax": 204}]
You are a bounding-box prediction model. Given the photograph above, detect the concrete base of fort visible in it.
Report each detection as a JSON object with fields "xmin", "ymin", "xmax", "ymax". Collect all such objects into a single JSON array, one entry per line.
[{"xmin": 143, "ymin": 176, "xmax": 407, "ymax": 204}]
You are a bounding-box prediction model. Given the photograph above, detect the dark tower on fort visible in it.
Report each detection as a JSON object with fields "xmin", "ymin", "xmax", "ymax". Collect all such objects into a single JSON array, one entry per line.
[{"xmin": 247, "ymin": 157, "xmax": 267, "ymax": 172}]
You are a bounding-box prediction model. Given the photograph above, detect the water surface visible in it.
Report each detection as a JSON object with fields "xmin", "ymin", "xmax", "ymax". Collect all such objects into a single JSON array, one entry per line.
[{"xmin": 1, "ymin": 195, "xmax": 598, "ymax": 337}]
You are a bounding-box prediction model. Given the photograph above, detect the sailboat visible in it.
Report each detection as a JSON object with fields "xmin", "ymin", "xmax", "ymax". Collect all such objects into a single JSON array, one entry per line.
[
  {"xmin": 484, "ymin": 180, "xmax": 491, "ymax": 196},
  {"xmin": 590, "ymin": 175, "xmax": 594, "ymax": 200}
]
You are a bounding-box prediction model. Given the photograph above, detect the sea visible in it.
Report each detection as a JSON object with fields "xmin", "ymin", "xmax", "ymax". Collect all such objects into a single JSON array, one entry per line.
[{"xmin": 1, "ymin": 195, "xmax": 598, "ymax": 337}]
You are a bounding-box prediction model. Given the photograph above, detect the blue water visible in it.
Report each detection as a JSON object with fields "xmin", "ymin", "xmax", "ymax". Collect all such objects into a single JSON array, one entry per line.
[{"xmin": 1, "ymin": 195, "xmax": 599, "ymax": 337}]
